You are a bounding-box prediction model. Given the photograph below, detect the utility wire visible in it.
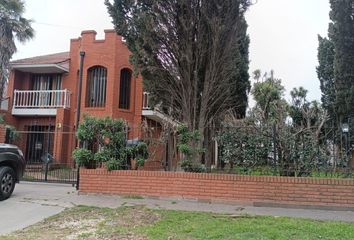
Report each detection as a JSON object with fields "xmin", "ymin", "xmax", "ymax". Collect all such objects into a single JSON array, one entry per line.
[{"xmin": 32, "ymin": 21, "xmax": 82, "ymax": 29}]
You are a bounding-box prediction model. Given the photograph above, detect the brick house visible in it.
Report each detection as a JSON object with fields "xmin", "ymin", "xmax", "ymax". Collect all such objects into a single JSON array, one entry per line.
[{"xmin": 1, "ymin": 30, "xmax": 170, "ymax": 170}]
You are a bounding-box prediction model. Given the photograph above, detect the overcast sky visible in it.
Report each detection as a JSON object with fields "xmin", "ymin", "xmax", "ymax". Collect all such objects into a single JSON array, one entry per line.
[{"xmin": 14, "ymin": 0, "xmax": 330, "ymax": 103}]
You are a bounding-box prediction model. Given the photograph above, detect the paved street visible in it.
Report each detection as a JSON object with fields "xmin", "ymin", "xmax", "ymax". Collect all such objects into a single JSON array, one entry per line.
[{"xmin": 1, "ymin": 181, "xmax": 353, "ymax": 235}]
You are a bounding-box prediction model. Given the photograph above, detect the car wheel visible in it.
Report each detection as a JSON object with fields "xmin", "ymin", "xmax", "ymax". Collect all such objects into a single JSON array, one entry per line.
[{"xmin": 0, "ymin": 167, "xmax": 16, "ymax": 201}]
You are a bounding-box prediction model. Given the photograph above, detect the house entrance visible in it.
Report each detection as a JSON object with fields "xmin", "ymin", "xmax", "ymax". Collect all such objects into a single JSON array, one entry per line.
[{"xmin": 25, "ymin": 125, "xmax": 54, "ymax": 164}]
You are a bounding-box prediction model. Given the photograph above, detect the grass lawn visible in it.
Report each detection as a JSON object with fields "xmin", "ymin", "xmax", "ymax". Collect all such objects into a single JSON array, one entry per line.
[{"xmin": 1, "ymin": 206, "xmax": 354, "ymax": 240}]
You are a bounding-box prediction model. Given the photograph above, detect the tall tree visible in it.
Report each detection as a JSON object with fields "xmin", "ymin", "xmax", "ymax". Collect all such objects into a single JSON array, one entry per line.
[
  {"xmin": 329, "ymin": 0, "xmax": 354, "ymax": 123},
  {"xmin": 230, "ymin": 16, "xmax": 251, "ymax": 118},
  {"xmin": 106, "ymin": 0, "xmax": 252, "ymax": 165},
  {"xmin": 0, "ymin": 0, "xmax": 34, "ymax": 99},
  {"xmin": 316, "ymin": 34, "xmax": 335, "ymax": 124}
]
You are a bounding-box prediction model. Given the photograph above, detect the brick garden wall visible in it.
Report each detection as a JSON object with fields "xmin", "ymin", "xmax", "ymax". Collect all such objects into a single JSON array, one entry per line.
[{"xmin": 79, "ymin": 169, "xmax": 354, "ymax": 210}]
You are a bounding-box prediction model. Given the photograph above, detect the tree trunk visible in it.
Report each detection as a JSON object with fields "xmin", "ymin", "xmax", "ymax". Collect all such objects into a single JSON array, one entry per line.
[{"xmin": 167, "ymin": 131, "xmax": 174, "ymax": 171}]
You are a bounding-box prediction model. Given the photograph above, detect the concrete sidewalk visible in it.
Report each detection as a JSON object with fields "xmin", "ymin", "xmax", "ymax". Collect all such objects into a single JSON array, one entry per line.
[{"xmin": 1, "ymin": 181, "xmax": 353, "ymax": 235}]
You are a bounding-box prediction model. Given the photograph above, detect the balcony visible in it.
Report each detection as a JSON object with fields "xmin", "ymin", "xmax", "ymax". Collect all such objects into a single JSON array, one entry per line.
[
  {"xmin": 12, "ymin": 89, "xmax": 71, "ymax": 116},
  {"xmin": 142, "ymin": 92, "xmax": 177, "ymax": 126}
]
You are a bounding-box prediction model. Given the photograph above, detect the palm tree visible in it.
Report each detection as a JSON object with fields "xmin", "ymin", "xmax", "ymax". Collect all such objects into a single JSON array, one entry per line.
[{"xmin": 0, "ymin": 0, "xmax": 34, "ymax": 99}]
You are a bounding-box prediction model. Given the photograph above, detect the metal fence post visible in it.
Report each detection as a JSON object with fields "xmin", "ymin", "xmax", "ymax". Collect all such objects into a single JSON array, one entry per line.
[
  {"xmin": 44, "ymin": 161, "xmax": 49, "ymax": 182},
  {"xmin": 273, "ymin": 123, "xmax": 277, "ymax": 164},
  {"xmin": 44, "ymin": 123, "xmax": 52, "ymax": 182},
  {"xmin": 76, "ymin": 166, "xmax": 80, "ymax": 190}
]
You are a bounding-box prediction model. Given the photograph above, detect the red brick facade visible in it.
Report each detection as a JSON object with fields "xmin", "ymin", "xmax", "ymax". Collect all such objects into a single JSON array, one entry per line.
[
  {"xmin": 4, "ymin": 30, "xmax": 162, "ymax": 167},
  {"xmin": 69, "ymin": 30, "xmax": 143, "ymax": 133},
  {"xmin": 80, "ymin": 169, "xmax": 354, "ymax": 210}
]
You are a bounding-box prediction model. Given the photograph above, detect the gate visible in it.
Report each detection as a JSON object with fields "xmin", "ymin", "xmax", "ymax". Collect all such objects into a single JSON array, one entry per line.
[
  {"xmin": 7, "ymin": 124, "xmax": 78, "ymax": 185},
  {"xmin": 24, "ymin": 163, "xmax": 78, "ymax": 185}
]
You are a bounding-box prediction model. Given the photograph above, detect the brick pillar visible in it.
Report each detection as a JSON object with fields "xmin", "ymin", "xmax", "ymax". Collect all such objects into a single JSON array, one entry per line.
[
  {"xmin": 0, "ymin": 124, "xmax": 6, "ymax": 143},
  {"xmin": 53, "ymin": 109, "xmax": 71, "ymax": 165}
]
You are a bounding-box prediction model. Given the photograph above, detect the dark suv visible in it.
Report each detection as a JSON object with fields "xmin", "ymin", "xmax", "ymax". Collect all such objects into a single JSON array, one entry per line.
[{"xmin": 0, "ymin": 144, "xmax": 25, "ymax": 200}]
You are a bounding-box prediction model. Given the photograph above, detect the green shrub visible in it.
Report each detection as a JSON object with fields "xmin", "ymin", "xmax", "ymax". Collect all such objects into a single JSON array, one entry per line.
[
  {"xmin": 74, "ymin": 115, "xmax": 152, "ymax": 171},
  {"xmin": 73, "ymin": 148, "xmax": 94, "ymax": 167},
  {"xmin": 177, "ymin": 124, "xmax": 206, "ymax": 172},
  {"xmin": 94, "ymin": 148, "xmax": 112, "ymax": 162},
  {"xmin": 126, "ymin": 142, "xmax": 149, "ymax": 168},
  {"xmin": 137, "ymin": 157, "xmax": 145, "ymax": 167},
  {"xmin": 181, "ymin": 160, "xmax": 206, "ymax": 173},
  {"xmin": 136, "ymin": 142, "xmax": 148, "ymax": 159},
  {"xmin": 107, "ymin": 158, "xmax": 125, "ymax": 171},
  {"xmin": 74, "ymin": 115, "xmax": 128, "ymax": 170}
]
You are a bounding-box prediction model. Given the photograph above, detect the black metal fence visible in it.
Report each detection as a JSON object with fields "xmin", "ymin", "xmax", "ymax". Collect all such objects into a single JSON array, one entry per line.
[
  {"xmin": 23, "ymin": 164, "xmax": 77, "ymax": 185},
  {"xmin": 7, "ymin": 125, "xmax": 78, "ymax": 185},
  {"xmin": 216, "ymin": 123, "xmax": 354, "ymax": 178},
  {"xmin": 8, "ymin": 119, "xmax": 353, "ymax": 181}
]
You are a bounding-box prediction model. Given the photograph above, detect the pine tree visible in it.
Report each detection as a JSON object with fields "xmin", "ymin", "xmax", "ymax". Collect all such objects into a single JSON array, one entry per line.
[
  {"xmin": 329, "ymin": 0, "xmax": 354, "ymax": 122},
  {"xmin": 316, "ymin": 34, "xmax": 335, "ymax": 123},
  {"xmin": 106, "ymin": 0, "xmax": 252, "ymax": 166},
  {"xmin": 230, "ymin": 16, "xmax": 251, "ymax": 118}
]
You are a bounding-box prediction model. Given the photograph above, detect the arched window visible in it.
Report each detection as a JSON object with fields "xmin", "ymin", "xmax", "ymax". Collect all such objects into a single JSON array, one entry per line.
[
  {"xmin": 119, "ymin": 68, "xmax": 132, "ymax": 109},
  {"xmin": 86, "ymin": 66, "xmax": 107, "ymax": 107}
]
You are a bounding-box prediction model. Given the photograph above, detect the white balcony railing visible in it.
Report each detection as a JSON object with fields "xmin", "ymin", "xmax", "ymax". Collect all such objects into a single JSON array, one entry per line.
[
  {"xmin": 142, "ymin": 92, "xmax": 151, "ymax": 110},
  {"xmin": 13, "ymin": 89, "xmax": 71, "ymax": 110}
]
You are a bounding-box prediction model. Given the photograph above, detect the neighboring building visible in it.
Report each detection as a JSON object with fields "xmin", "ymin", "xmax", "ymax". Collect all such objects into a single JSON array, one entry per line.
[{"xmin": 1, "ymin": 30, "xmax": 170, "ymax": 169}]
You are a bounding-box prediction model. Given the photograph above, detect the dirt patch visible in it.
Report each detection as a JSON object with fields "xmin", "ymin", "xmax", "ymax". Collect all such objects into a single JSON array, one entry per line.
[
  {"xmin": 1, "ymin": 206, "xmax": 159, "ymax": 240},
  {"xmin": 112, "ymin": 206, "xmax": 161, "ymax": 228},
  {"xmin": 84, "ymin": 232, "xmax": 147, "ymax": 240}
]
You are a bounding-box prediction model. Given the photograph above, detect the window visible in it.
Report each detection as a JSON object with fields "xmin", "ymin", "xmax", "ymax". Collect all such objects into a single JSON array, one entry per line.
[
  {"xmin": 32, "ymin": 74, "xmax": 62, "ymax": 106},
  {"xmin": 32, "ymin": 74, "xmax": 62, "ymax": 90},
  {"xmin": 86, "ymin": 66, "xmax": 107, "ymax": 107},
  {"xmin": 119, "ymin": 68, "xmax": 132, "ymax": 109}
]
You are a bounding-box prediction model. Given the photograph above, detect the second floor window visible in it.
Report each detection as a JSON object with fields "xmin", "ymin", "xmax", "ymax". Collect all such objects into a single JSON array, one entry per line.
[
  {"xmin": 119, "ymin": 68, "xmax": 132, "ymax": 110},
  {"xmin": 32, "ymin": 74, "xmax": 62, "ymax": 106},
  {"xmin": 86, "ymin": 66, "xmax": 107, "ymax": 108},
  {"xmin": 32, "ymin": 74, "xmax": 62, "ymax": 90}
]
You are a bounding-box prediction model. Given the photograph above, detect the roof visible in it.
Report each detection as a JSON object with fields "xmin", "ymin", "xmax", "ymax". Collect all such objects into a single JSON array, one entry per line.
[
  {"xmin": 10, "ymin": 52, "xmax": 70, "ymax": 73},
  {"xmin": 11, "ymin": 52, "xmax": 70, "ymax": 65}
]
